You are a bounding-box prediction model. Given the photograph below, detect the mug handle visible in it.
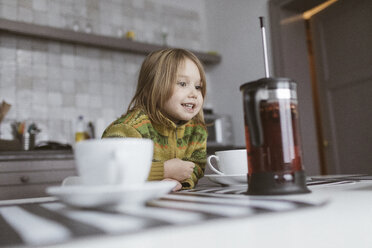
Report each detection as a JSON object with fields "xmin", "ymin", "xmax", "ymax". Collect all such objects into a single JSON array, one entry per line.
[
  {"xmin": 207, "ymin": 155, "xmax": 224, "ymax": 175},
  {"xmin": 108, "ymin": 150, "xmax": 126, "ymax": 184}
]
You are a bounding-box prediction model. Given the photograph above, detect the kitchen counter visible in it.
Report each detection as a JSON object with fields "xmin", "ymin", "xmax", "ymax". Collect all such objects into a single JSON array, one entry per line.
[
  {"xmin": 0, "ymin": 144, "xmax": 243, "ymax": 161},
  {"xmin": 0, "ymin": 175, "xmax": 371, "ymax": 248},
  {"xmin": 0, "ymin": 145, "xmax": 241, "ymax": 161},
  {"xmin": 0, "ymin": 150, "xmax": 74, "ymax": 161}
]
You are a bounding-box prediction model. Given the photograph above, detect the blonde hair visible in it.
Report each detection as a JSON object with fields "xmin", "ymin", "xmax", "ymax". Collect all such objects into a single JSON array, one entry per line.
[{"xmin": 127, "ymin": 48, "xmax": 207, "ymax": 126}]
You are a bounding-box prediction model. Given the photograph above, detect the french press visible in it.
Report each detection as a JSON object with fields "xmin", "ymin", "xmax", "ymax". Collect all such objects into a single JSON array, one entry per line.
[{"xmin": 240, "ymin": 17, "xmax": 310, "ymax": 195}]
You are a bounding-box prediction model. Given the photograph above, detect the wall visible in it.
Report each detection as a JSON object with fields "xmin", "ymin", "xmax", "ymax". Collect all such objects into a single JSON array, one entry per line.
[
  {"xmin": 204, "ymin": 0, "xmax": 322, "ymax": 175},
  {"xmin": 0, "ymin": 0, "xmax": 208, "ymax": 144},
  {"xmin": 204, "ymin": 0, "xmax": 271, "ymax": 147}
]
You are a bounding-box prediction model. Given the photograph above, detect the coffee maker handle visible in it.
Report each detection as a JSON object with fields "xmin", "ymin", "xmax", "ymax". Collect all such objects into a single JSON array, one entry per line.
[{"xmin": 244, "ymin": 90, "xmax": 264, "ymax": 147}]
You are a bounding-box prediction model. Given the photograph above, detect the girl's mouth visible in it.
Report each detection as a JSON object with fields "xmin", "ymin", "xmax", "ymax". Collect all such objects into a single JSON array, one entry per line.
[{"xmin": 182, "ymin": 103, "xmax": 195, "ymax": 111}]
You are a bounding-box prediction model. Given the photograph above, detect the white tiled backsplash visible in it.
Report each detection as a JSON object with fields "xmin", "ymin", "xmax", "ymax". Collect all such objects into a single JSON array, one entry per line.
[{"xmin": 0, "ymin": 0, "xmax": 207, "ymax": 144}]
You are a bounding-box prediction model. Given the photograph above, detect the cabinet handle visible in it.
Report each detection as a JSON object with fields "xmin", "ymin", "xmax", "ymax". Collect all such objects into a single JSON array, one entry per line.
[{"xmin": 20, "ymin": 175, "xmax": 30, "ymax": 183}]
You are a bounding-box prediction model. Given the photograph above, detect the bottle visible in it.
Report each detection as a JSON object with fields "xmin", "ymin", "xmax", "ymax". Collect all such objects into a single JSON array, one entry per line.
[{"xmin": 75, "ymin": 115, "xmax": 89, "ymax": 142}]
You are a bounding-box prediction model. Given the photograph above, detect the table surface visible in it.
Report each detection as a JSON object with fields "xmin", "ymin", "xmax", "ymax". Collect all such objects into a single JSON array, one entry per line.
[{"xmin": 1, "ymin": 174, "xmax": 372, "ymax": 248}]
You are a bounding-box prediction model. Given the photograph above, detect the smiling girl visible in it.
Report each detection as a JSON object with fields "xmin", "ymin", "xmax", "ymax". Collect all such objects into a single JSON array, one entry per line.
[{"xmin": 102, "ymin": 49, "xmax": 207, "ymax": 191}]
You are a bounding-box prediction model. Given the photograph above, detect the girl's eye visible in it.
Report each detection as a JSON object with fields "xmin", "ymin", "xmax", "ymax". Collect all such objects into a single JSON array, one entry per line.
[
  {"xmin": 177, "ymin": 82, "xmax": 187, "ymax": 87},
  {"xmin": 195, "ymin": 85, "xmax": 203, "ymax": 90}
]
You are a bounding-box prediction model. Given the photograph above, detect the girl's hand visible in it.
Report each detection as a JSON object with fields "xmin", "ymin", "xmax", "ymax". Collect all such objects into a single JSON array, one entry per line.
[
  {"xmin": 162, "ymin": 178, "xmax": 182, "ymax": 192},
  {"xmin": 164, "ymin": 158, "xmax": 195, "ymax": 181}
]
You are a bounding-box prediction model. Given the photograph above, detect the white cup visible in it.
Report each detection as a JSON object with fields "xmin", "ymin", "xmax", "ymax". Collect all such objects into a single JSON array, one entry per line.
[
  {"xmin": 207, "ymin": 149, "xmax": 248, "ymax": 175},
  {"xmin": 74, "ymin": 138, "xmax": 153, "ymax": 186}
]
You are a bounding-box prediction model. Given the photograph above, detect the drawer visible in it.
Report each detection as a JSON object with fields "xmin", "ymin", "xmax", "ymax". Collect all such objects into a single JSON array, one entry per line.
[
  {"xmin": 0, "ymin": 183, "xmax": 62, "ymax": 200},
  {"xmin": 0, "ymin": 160, "xmax": 75, "ymax": 172},
  {"xmin": 0, "ymin": 158, "xmax": 77, "ymax": 200},
  {"xmin": 0, "ymin": 169, "xmax": 77, "ymax": 186},
  {"xmin": 0, "ymin": 169, "xmax": 77, "ymax": 200}
]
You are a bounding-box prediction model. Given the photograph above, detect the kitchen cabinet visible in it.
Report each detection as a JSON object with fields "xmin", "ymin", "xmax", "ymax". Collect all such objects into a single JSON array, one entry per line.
[
  {"xmin": 0, "ymin": 150, "xmax": 76, "ymax": 200},
  {"xmin": 0, "ymin": 18, "xmax": 221, "ymax": 65}
]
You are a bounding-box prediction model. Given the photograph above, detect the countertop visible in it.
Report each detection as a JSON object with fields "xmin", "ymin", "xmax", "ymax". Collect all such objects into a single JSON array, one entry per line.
[
  {"xmin": 0, "ymin": 150, "xmax": 74, "ymax": 161},
  {"xmin": 1, "ymin": 175, "xmax": 372, "ymax": 248},
  {"xmin": 0, "ymin": 144, "xmax": 241, "ymax": 162}
]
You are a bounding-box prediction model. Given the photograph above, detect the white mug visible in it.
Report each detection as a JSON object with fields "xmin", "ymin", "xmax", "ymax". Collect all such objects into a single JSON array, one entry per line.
[
  {"xmin": 74, "ymin": 138, "xmax": 153, "ymax": 186},
  {"xmin": 207, "ymin": 149, "xmax": 248, "ymax": 175}
]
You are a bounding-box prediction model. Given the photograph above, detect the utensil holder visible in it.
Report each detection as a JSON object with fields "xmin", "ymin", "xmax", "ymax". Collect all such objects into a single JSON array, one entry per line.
[{"xmin": 22, "ymin": 133, "xmax": 35, "ymax": 151}]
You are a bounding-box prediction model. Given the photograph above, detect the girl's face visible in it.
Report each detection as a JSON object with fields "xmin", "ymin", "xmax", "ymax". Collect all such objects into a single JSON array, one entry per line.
[{"xmin": 162, "ymin": 58, "xmax": 204, "ymax": 124}]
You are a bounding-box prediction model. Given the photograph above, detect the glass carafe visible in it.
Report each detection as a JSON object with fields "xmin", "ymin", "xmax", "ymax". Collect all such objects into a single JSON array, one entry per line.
[{"xmin": 240, "ymin": 77, "xmax": 310, "ymax": 195}]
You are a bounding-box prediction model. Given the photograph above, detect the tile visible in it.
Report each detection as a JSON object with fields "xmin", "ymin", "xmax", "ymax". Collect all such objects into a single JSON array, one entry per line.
[
  {"xmin": 16, "ymin": 75, "xmax": 33, "ymax": 90},
  {"xmin": 102, "ymin": 82, "xmax": 114, "ymax": 97},
  {"xmin": 74, "ymin": 80, "xmax": 88, "ymax": 94},
  {"xmin": 47, "ymin": 92, "xmax": 63, "ymax": 107},
  {"xmin": 47, "ymin": 106, "xmax": 63, "ymax": 119},
  {"xmin": 0, "ymin": 63, "xmax": 16, "ymax": 79},
  {"xmin": 61, "ymin": 80, "xmax": 75, "ymax": 94},
  {"xmin": 88, "ymin": 82, "xmax": 101, "ymax": 94},
  {"xmin": 75, "ymin": 93, "xmax": 90, "ymax": 108},
  {"xmin": 88, "ymin": 69, "xmax": 101, "ymax": 82},
  {"xmin": 47, "ymin": 10, "xmax": 61, "ymax": 27},
  {"xmin": 32, "ymin": 91, "xmax": 47, "ymax": 105},
  {"xmin": 0, "ymin": 73, "xmax": 16, "ymax": 88},
  {"xmin": 102, "ymin": 95, "xmax": 115, "ymax": 108},
  {"xmin": 32, "ymin": 50, "xmax": 47, "ymax": 65},
  {"xmin": 17, "ymin": 49, "xmax": 32, "ymax": 66},
  {"xmin": 32, "ymin": 79, "xmax": 48, "ymax": 92},
  {"xmin": 47, "ymin": 66, "xmax": 61, "ymax": 80},
  {"xmin": 17, "ymin": 6, "xmax": 33, "ymax": 22},
  {"xmin": 31, "ymin": 65, "xmax": 47, "ymax": 79},
  {"xmin": 32, "ymin": 0, "xmax": 48, "ymax": 11},
  {"xmin": 1, "ymin": 0, "xmax": 17, "ymax": 7},
  {"xmin": 31, "ymin": 104, "xmax": 48, "ymax": 120},
  {"xmin": 47, "ymin": 53, "xmax": 61, "ymax": 66},
  {"xmin": 1, "ymin": 3, "xmax": 17, "ymax": 20},
  {"xmin": 16, "ymin": 106, "xmax": 33, "ymax": 119},
  {"xmin": 33, "ymin": 11, "xmax": 48, "ymax": 25},
  {"xmin": 0, "ymin": 47, "xmax": 16, "ymax": 61},
  {"xmin": 47, "ymin": 42, "xmax": 61, "ymax": 53},
  {"xmin": 62, "ymin": 94, "xmax": 75, "ymax": 107},
  {"xmin": 0, "ymin": 86, "xmax": 16, "ymax": 107},
  {"xmin": 18, "ymin": 0, "xmax": 33, "ymax": 9},
  {"xmin": 89, "ymin": 95, "xmax": 102, "ymax": 109},
  {"xmin": 73, "ymin": 68, "xmax": 87, "ymax": 82},
  {"xmin": 61, "ymin": 53, "xmax": 75, "ymax": 68},
  {"xmin": 61, "ymin": 68, "xmax": 74, "ymax": 81},
  {"xmin": 48, "ymin": 79, "xmax": 61, "ymax": 92}
]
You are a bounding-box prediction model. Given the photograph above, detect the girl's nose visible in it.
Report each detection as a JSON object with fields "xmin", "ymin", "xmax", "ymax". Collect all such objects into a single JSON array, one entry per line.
[{"xmin": 188, "ymin": 86, "xmax": 198, "ymax": 98}]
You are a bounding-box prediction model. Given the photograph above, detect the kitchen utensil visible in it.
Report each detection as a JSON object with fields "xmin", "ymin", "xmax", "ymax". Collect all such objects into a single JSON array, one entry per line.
[
  {"xmin": 239, "ymin": 17, "xmax": 310, "ymax": 195},
  {"xmin": 0, "ymin": 100, "xmax": 11, "ymax": 124}
]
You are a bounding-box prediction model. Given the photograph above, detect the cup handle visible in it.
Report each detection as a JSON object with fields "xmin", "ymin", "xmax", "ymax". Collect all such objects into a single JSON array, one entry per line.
[
  {"xmin": 108, "ymin": 150, "xmax": 124, "ymax": 184},
  {"xmin": 207, "ymin": 155, "xmax": 224, "ymax": 175}
]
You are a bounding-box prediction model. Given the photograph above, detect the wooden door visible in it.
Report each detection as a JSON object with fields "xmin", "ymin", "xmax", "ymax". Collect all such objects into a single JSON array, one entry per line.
[{"xmin": 310, "ymin": 0, "xmax": 372, "ymax": 174}]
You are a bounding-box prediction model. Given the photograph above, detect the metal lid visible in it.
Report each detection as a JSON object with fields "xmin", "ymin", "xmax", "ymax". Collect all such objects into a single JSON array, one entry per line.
[{"xmin": 239, "ymin": 77, "xmax": 297, "ymax": 92}]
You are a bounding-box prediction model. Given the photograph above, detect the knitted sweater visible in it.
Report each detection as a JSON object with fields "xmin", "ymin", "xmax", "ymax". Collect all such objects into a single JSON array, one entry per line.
[{"xmin": 101, "ymin": 108, "xmax": 207, "ymax": 189}]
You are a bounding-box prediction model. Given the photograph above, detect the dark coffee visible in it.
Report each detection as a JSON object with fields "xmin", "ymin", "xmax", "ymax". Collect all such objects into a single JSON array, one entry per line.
[
  {"xmin": 240, "ymin": 77, "xmax": 310, "ymax": 195},
  {"xmin": 245, "ymin": 100, "xmax": 303, "ymax": 175}
]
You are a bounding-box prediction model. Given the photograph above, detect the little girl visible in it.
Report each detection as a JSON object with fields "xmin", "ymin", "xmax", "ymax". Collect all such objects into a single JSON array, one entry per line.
[{"xmin": 102, "ymin": 48, "xmax": 207, "ymax": 191}]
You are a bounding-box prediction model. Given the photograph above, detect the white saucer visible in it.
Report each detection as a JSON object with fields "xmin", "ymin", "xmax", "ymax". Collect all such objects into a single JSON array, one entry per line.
[
  {"xmin": 204, "ymin": 174, "xmax": 247, "ymax": 185},
  {"xmin": 46, "ymin": 181, "xmax": 176, "ymax": 208}
]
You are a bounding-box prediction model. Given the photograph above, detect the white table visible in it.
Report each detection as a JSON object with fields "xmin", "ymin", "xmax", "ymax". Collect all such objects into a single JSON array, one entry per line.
[{"xmin": 1, "ymin": 176, "xmax": 372, "ymax": 248}]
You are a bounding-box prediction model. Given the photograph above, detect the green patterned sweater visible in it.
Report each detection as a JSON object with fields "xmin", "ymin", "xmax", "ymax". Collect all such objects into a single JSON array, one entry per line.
[{"xmin": 101, "ymin": 108, "xmax": 207, "ymax": 189}]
